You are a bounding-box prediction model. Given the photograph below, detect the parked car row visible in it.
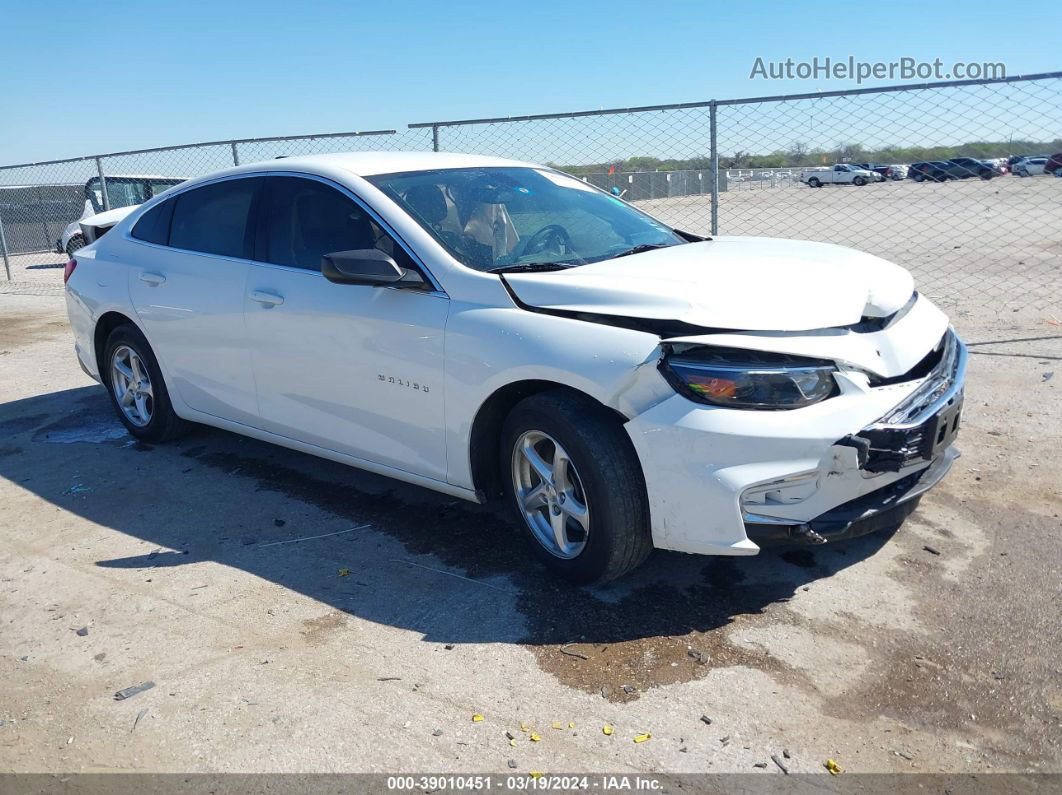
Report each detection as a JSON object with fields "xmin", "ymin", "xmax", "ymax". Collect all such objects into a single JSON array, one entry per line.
[{"xmin": 1010, "ymin": 153, "xmax": 1062, "ymax": 177}]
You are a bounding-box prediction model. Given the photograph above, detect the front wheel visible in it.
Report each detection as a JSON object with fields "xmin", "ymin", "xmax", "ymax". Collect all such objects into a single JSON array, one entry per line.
[
  {"xmin": 103, "ymin": 324, "xmax": 189, "ymax": 443},
  {"xmin": 853, "ymin": 176, "xmax": 867, "ymax": 186},
  {"xmin": 913, "ymin": 173, "xmax": 925, "ymax": 182},
  {"xmin": 979, "ymin": 170, "xmax": 993, "ymax": 180},
  {"xmin": 502, "ymin": 390, "xmax": 652, "ymax": 584}
]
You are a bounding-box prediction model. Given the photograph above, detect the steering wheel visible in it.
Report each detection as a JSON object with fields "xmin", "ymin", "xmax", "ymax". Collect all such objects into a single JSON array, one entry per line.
[{"xmin": 513, "ymin": 224, "xmax": 573, "ymax": 261}]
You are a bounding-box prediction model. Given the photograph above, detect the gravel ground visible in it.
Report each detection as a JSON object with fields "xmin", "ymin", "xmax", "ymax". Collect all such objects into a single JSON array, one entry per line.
[{"xmin": 0, "ymin": 286, "xmax": 1059, "ymax": 775}]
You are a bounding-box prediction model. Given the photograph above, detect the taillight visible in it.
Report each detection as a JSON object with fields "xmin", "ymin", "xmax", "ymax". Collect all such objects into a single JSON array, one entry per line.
[{"xmin": 64, "ymin": 258, "xmax": 77, "ymax": 284}]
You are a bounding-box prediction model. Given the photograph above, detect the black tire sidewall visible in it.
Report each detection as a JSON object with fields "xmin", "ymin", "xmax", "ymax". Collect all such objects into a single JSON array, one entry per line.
[
  {"xmin": 103, "ymin": 324, "xmax": 180, "ymax": 442},
  {"xmin": 501, "ymin": 393, "xmax": 650, "ymax": 584}
]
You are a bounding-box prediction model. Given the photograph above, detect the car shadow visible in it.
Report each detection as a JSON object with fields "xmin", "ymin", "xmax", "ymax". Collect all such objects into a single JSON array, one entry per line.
[{"xmin": 1, "ymin": 385, "xmax": 896, "ymax": 663}]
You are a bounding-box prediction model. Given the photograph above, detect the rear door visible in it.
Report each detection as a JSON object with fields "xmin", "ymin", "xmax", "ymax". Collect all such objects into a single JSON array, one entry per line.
[
  {"xmin": 127, "ymin": 177, "xmax": 262, "ymax": 424},
  {"xmin": 243, "ymin": 175, "xmax": 450, "ymax": 480}
]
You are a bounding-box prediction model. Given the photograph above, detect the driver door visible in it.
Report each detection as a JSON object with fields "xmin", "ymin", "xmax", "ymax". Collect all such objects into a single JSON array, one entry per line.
[{"xmin": 243, "ymin": 176, "xmax": 450, "ymax": 481}]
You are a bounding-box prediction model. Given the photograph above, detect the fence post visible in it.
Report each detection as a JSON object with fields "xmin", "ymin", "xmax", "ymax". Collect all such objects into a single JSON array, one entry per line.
[
  {"xmin": 95, "ymin": 157, "xmax": 110, "ymax": 212},
  {"xmin": 231, "ymin": 142, "xmax": 240, "ymax": 166},
  {"xmin": 0, "ymin": 204, "xmax": 10, "ymax": 281},
  {"xmin": 431, "ymin": 124, "xmax": 440, "ymax": 152},
  {"xmin": 709, "ymin": 100, "xmax": 719, "ymax": 237}
]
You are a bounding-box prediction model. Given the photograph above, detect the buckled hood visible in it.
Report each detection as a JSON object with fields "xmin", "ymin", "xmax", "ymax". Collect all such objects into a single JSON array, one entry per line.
[{"xmin": 502, "ymin": 236, "xmax": 915, "ymax": 332}]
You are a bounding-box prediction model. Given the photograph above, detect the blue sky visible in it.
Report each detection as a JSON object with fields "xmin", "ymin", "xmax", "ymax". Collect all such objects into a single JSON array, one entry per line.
[{"xmin": 1, "ymin": 0, "xmax": 1059, "ymax": 164}]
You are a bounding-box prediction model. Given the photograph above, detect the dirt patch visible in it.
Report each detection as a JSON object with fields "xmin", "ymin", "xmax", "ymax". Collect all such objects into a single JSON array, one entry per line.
[
  {"xmin": 0, "ymin": 310, "xmax": 68, "ymax": 352},
  {"xmin": 301, "ymin": 611, "xmax": 349, "ymax": 646}
]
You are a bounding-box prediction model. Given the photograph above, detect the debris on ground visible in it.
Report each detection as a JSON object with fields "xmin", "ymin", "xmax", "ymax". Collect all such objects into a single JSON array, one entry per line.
[
  {"xmin": 376, "ymin": 677, "xmax": 401, "ymax": 682},
  {"xmin": 568, "ymin": 722, "xmax": 575, "ymax": 729},
  {"xmin": 783, "ymin": 749, "xmax": 791, "ymax": 759},
  {"xmin": 74, "ymin": 627, "xmax": 88, "ymax": 637},
  {"xmin": 771, "ymin": 754, "xmax": 789, "ymax": 774},
  {"xmin": 559, "ymin": 644, "xmax": 589, "ymax": 660},
  {"xmin": 505, "ymin": 730, "xmax": 516, "ymax": 741},
  {"xmin": 699, "ymin": 715, "xmax": 712, "ymax": 726},
  {"xmin": 602, "ymin": 725, "xmax": 613, "ymax": 736},
  {"xmin": 633, "ymin": 732, "xmax": 651, "ymax": 743},
  {"xmin": 687, "ymin": 649, "xmax": 710, "ymax": 665},
  {"xmin": 753, "ymin": 762, "xmax": 767, "ymax": 769},
  {"xmin": 507, "ymin": 760, "xmax": 517, "ymax": 769},
  {"xmin": 338, "ymin": 568, "xmax": 350, "ymax": 577},
  {"xmin": 1043, "ymin": 372, "xmax": 1054, "ymax": 382},
  {"xmin": 824, "ymin": 759, "xmax": 843, "ymax": 775},
  {"xmin": 622, "ymin": 685, "xmax": 636, "ymax": 694},
  {"xmin": 519, "ymin": 722, "xmax": 530, "ymax": 732},
  {"xmin": 530, "ymin": 732, "xmax": 542, "ymax": 742},
  {"xmin": 923, "ymin": 545, "xmax": 941, "ymax": 556},
  {"xmin": 472, "ymin": 713, "xmax": 484, "ymax": 722},
  {"xmin": 530, "ymin": 772, "xmax": 543, "ymax": 779},
  {"xmin": 273, "ymin": 519, "xmax": 286, "ymax": 527},
  {"xmin": 444, "ymin": 644, "xmax": 455, "ymax": 650},
  {"xmin": 432, "ymin": 729, "xmax": 442, "ymax": 737},
  {"xmin": 114, "ymin": 682, "xmax": 155, "ymax": 701},
  {"xmin": 131, "ymin": 708, "xmax": 149, "ymax": 731},
  {"xmin": 720, "ymin": 736, "xmax": 731, "ymax": 746},
  {"xmin": 551, "ymin": 722, "xmax": 562, "ymax": 730}
]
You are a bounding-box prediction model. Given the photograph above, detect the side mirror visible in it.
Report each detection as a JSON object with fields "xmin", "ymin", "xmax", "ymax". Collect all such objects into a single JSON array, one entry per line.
[{"xmin": 321, "ymin": 249, "xmax": 424, "ymax": 287}]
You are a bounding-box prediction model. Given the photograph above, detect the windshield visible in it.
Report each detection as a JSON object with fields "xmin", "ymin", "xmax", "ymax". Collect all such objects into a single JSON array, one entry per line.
[{"xmin": 366, "ymin": 167, "xmax": 684, "ymax": 272}]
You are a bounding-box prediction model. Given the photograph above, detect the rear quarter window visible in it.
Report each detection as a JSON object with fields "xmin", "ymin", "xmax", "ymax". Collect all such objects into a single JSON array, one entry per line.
[{"xmin": 130, "ymin": 199, "xmax": 175, "ymax": 245}]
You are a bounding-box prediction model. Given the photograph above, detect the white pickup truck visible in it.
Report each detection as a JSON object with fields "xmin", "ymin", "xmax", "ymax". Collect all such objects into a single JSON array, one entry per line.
[{"xmin": 800, "ymin": 164, "xmax": 877, "ymax": 187}]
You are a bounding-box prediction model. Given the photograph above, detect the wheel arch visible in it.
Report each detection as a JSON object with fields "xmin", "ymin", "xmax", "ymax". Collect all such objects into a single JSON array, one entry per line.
[
  {"xmin": 93, "ymin": 310, "xmax": 140, "ymax": 376},
  {"xmin": 467, "ymin": 379, "xmax": 627, "ymax": 501}
]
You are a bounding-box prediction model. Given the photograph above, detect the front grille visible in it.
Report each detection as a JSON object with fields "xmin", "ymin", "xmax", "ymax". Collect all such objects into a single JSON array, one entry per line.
[{"xmin": 844, "ymin": 329, "xmax": 966, "ymax": 473}]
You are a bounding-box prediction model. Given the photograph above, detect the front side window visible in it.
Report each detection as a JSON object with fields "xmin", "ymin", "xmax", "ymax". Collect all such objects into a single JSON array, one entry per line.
[
  {"xmin": 257, "ymin": 177, "xmax": 414, "ymax": 271},
  {"xmin": 367, "ymin": 167, "xmax": 684, "ymax": 272},
  {"xmin": 169, "ymin": 178, "xmax": 258, "ymax": 258}
]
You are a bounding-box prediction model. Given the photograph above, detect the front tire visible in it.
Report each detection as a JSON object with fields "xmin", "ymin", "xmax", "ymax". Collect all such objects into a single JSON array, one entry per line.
[
  {"xmin": 501, "ymin": 390, "xmax": 652, "ymax": 585},
  {"xmin": 853, "ymin": 176, "xmax": 867, "ymax": 186},
  {"xmin": 103, "ymin": 324, "xmax": 189, "ymax": 443}
]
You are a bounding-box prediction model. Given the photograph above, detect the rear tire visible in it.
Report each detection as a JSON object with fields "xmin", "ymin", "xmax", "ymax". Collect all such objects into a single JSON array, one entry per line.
[
  {"xmin": 65, "ymin": 235, "xmax": 85, "ymax": 257},
  {"xmin": 807, "ymin": 177, "xmax": 821, "ymax": 188},
  {"xmin": 979, "ymin": 170, "xmax": 993, "ymax": 180},
  {"xmin": 501, "ymin": 389, "xmax": 652, "ymax": 585},
  {"xmin": 103, "ymin": 324, "xmax": 189, "ymax": 443},
  {"xmin": 913, "ymin": 173, "xmax": 925, "ymax": 182}
]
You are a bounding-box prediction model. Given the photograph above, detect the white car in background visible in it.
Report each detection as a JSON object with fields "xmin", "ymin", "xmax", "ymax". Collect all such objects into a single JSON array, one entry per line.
[
  {"xmin": 1013, "ymin": 157, "xmax": 1048, "ymax": 176},
  {"xmin": 800, "ymin": 164, "xmax": 878, "ymax": 187},
  {"xmin": 57, "ymin": 175, "xmax": 185, "ymax": 256},
  {"xmin": 64, "ymin": 152, "xmax": 965, "ymax": 583}
]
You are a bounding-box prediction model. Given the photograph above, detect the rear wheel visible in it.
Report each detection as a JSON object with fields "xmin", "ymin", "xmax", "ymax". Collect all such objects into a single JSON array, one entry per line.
[
  {"xmin": 913, "ymin": 173, "xmax": 925, "ymax": 182},
  {"xmin": 103, "ymin": 324, "xmax": 189, "ymax": 443},
  {"xmin": 979, "ymin": 169, "xmax": 993, "ymax": 180},
  {"xmin": 807, "ymin": 177, "xmax": 821, "ymax": 188},
  {"xmin": 501, "ymin": 390, "xmax": 652, "ymax": 585},
  {"xmin": 65, "ymin": 235, "xmax": 85, "ymax": 257}
]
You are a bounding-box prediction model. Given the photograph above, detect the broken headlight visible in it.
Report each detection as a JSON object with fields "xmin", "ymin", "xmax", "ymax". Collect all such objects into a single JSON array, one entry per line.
[{"xmin": 661, "ymin": 347, "xmax": 838, "ymax": 410}]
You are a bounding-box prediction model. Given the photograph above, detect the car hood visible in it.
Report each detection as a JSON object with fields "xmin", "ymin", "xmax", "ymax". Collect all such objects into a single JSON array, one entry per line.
[
  {"xmin": 503, "ymin": 237, "xmax": 914, "ymax": 332},
  {"xmin": 81, "ymin": 204, "xmax": 138, "ymax": 229}
]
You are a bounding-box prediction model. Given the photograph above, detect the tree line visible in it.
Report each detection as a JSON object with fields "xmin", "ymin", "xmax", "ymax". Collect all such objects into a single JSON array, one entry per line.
[{"xmin": 553, "ymin": 138, "xmax": 1062, "ymax": 174}]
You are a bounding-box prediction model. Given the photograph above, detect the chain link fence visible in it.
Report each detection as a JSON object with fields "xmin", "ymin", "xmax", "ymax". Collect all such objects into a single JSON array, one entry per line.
[{"xmin": 3, "ymin": 72, "xmax": 1060, "ymax": 317}]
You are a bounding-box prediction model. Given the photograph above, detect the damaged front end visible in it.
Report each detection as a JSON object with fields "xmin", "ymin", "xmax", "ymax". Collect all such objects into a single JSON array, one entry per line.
[{"xmin": 623, "ymin": 294, "xmax": 967, "ymax": 556}]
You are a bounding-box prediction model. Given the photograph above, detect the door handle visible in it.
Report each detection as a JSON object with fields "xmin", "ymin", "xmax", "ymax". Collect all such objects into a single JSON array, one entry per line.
[
  {"xmin": 138, "ymin": 272, "xmax": 166, "ymax": 286},
  {"xmin": 249, "ymin": 290, "xmax": 284, "ymax": 306}
]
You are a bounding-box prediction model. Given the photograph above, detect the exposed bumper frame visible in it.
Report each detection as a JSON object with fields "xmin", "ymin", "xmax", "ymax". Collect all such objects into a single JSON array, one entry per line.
[{"xmin": 745, "ymin": 445, "xmax": 959, "ymax": 546}]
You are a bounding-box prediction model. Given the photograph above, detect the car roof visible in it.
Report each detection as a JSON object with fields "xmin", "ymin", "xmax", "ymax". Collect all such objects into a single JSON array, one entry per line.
[{"xmin": 245, "ymin": 151, "xmax": 538, "ymax": 177}]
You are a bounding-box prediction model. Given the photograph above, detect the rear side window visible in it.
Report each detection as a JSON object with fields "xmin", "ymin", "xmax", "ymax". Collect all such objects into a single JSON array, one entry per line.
[
  {"xmin": 169, "ymin": 179, "xmax": 258, "ymax": 258},
  {"xmin": 258, "ymin": 177, "xmax": 414, "ymax": 271},
  {"xmin": 131, "ymin": 199, "xmax": 174, "ymax": 245}
]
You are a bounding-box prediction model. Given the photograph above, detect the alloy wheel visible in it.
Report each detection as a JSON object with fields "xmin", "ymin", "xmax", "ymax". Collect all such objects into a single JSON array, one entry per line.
[
  {"xmin": 511, "ymin": 430, "xmax": 590, "ymax": 559},
  {"xmin": 110, "ymin": 345, "xmax": 154, "ymax": 427}
]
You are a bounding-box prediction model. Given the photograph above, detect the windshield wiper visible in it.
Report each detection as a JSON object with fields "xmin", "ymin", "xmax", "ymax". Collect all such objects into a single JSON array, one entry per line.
[
  {"xmin": 487, "ymin": 262, "xmax": 576, "ymax": 274},
  {"xmin": 610, "ymin": 243, "xmax": 676, "ymax": 260}
]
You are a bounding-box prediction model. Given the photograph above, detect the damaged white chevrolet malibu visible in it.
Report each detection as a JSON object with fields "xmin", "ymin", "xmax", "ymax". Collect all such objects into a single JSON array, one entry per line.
[{"xmin": 64, "ymin": 152, "xmax": 965, "ymax": 583}]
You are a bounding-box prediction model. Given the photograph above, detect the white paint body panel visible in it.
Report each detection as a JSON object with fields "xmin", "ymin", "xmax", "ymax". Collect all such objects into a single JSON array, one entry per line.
[{"xmin": 63, "ymin": 152, "xmax": 961, "ymax": 559}]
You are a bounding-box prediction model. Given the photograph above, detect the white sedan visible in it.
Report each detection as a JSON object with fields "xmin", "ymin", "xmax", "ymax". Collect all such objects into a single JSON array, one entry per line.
[
  {"xmin": 1013, "ymin": 157, "xmax": 1048, "ymax": 176},
  {"xmin": 64, "ymin": 152, "xmax": 965, "ymax": 583}
]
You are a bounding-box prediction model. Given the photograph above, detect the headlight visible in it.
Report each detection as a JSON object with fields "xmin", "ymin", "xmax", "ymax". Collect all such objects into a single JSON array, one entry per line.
[{"xmin": 661, "ymin": 347, "xmax": 838, "ymax": 410}]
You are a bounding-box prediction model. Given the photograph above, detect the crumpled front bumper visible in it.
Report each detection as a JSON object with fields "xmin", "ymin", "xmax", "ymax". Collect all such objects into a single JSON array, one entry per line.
[
  {"xmin": 744, "ymin": 446, "xmax": 958, "ymax": 546},
  {"xmin": 625, "ymin": 330, "xmax": 966, "ymax": 556}
]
